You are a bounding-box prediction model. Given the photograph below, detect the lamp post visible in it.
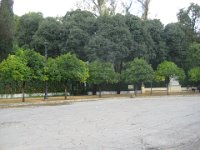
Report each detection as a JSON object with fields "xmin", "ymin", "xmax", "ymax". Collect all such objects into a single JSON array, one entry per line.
[{"xmin": 44, "ymin": 41, "xmax": 48, "ymax": 100}]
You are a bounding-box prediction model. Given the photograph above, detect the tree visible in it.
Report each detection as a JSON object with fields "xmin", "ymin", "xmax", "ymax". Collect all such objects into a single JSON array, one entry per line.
[
  {"xmin": 144, "ymin": 19, "xmax": 167, "ymax": 69},
  {"xmin": 15, "ymin": 49, "xmax": 46, "ymax": 81},
  {"xmin": 188, "ymin": 67, "xmax": 200, "ymax": 83},
  {"xmin": 63, "ymin": 10, "xmax": 96, "ymax": 36},
  {"xmin": 177, "ymin": 3, "xmax": 200, "ymax": 33},
  {"xmin": 91, "ymin": 0, "xmax": 108, "ymax": 16},
  {"xmin": 87, "ymin": 14, "xmax": 131, "ymax": 71},
  {"xmin": 15, "ymin": 49, "xmax": 48, "ymax": 99},
  {"xmin": 62, "ymin": 10, "xmax": 96, "ymax": 60},
  {"xmin": 0, "ymin": 0, "xmax": 15, "ymax": 61},
  {"xmin": 56, "ymin": 53, "xmax": 89, "ymax": 99},
  {"xmin": 137, "ymin": 0, "xmax": 152, "ymax": 20},
  {"xmin": 177, "ymin": 3, "xmax": 200, "ymax": 43},
  {"xmin": 32, "ymin": 17, "xmax": 65, "ymax": 57},
  {"xmin": 122, "ymin": 58, "xmax": 154, "ymax": 95},
  {"xmin": 125, "ymin": 14, "xmax": 153, "ymax": 62},
  {"xmin": 63, "ymin": 20, "xmax": 90, "ymax": 60},
  {"xmin": 109, "ymin": 0, "xmax": 117, "ymax": 15},
  {"xmin": 121, "ymin": 0, "xmax": 133, "ymax": 15},
  {"xmin": 88, "ymin": 60, "xmax": 118, "ymax": 97},
  {"xmin": 186, "ymin": 43, "xmax": 200, "ymax": 70},
  {"xmin": 76, "ymin": 0, "xmax": 117, "ymax": 16},
  {"xmin": 0, "ymin": 54, "xmax": 31, "ymax": 102},
  {"xmin": 155, "ymin": 61, "xmax": 185, "ymax": 94},
  {"xmin": 16, "ymin": 12, "xmax": 43, "ymax": 49},
  {"xmin": 46, "ymin": 58, "xmax": 61, "ymax": 82},
  {"xmin": 164, "ymin": 23, "xmax": 189, "ymax": 68}
]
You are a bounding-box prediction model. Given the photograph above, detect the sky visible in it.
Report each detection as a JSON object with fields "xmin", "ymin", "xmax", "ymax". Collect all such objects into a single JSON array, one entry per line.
[{"xmin": 13, "ymin": 0, "xmax": 200, "ymax": 25}]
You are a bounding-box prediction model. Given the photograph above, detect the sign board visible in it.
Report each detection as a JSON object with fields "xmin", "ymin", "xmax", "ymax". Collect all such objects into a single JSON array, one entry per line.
[{"xmin": 128, "ymin": 85, "xmax": 134, "ymax": 90}]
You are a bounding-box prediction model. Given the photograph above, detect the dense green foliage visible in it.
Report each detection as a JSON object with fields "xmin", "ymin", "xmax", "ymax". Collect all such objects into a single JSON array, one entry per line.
[
  {"xmin": 0, "ymin": 0, "xmax": 15, "ymax": 61},
  {"xmin": 188, "ymin": 67, "xmax": 200, "ymax": 82},
  {"xmin": 16, "ymin": 12, "xmax": 43, "ymax": 49},
  {"xmin": 122, "ymin": 58, "xmax": 154, "ymax": 84},
  {"xmin": 155, "ymin": 60, "xmax": 186, "ymax": 94},
  {"xmin": 186, "ymin": 43, "xmax": 200, "ymax": 69},
  {"xmin": 177, "ymin": 3, "xmax": 200, "ymax": 34},
  {"xmin": 0, "ymin": 54, "xmax": 31, "ymax": 101},
  {"xmin": 56, "ymin": 53, "xmax": 89, "ymax": 99},
  {"xmin": 0, "ymin": 2, "xmax": 200, "ymax": 96},
  {"xmin": 164, "ymin": 23, "xmax": 189, "ymax": 68},
  {"xmin": 15, "ymin": 49, "xmax": 46, "ymax": 81},
  {"xmin": 88, "ymin": 60, "xmax": 118, "ymax": 84},
  {"xmin": 122, "ymin": 58, "xmax": 154, "ymax": 94},
  {"xmin": 88, "ymin": 60, "xmax": 118, "ymax": 97},
  {"xmin": 0, "ymin": 54, "xmax": 30, "ymax": 82},
  {"xmin": 155, "ymin": 61, "xmax": 185, "ymax": 83}
]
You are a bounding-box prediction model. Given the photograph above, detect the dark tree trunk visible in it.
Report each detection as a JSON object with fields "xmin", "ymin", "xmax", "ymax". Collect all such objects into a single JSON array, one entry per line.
[
  {"xmin": 22, "ymin": 81, "xmax": 25, "ymax": 102},
  {"xmin": 117, "ymin": 82, "xmax": 121, "ymax": 94},
  {"xmin": 92, "ymin": 84, "xmax": 97, "ymax": 95},
  {"xmin": 115, "ymin": 60, "xmax": 123, "ymax": 94},
  {"xmin": 44, "ymin": 81, "xmax": 48, "ymax": 100},
  {"xmin": 64, "ymin": 83, "xmax": 67, "ymax": 100}
]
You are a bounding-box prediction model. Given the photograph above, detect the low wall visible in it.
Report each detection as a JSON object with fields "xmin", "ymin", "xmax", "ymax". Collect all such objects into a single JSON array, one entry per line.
[
  {"xmin": 87, "ymin": 91, "xmax": 141, "ymax": 95},
  {"xmin": 145, "ymin": 87, "xmax": 167, "ymax": 92},
  {"xmin": 144, "ymin": 87, "xmax": 193, "ymax": 93},
  {"xmin": 0, "ymin": 92, "xmax": 65, "ymax": 99}
]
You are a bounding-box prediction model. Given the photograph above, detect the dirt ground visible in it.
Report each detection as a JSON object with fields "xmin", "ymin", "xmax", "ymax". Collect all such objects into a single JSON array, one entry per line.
[
  {"xmin": 0, "ymin": 91, "xmax": 199, "ymax": 105},
  {"xmin": 0, "ymin": 95, "xmax": 200, "ymax": 150}
]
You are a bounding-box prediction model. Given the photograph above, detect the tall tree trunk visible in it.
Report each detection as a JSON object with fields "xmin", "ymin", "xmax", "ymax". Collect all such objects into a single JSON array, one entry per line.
[
  {"xmin": 117, "ymin": 82, "xmax": 121, "ymax": 94},
  {"xmin": 167, "ymin": 83, "xmax": 169, "ymax": 95},
  {"xmin": 22, "ymin": 81, "xmax": 25, "ymax": 102},
  {"xmin": 64, "ymin": 83, "xmax": 68, "ymax": 100},
  {"xmin": 116, "ymin": 61, "xmax": 123, "ymax": 94},
  {"xmin": 92, "ymin": 84, "xmax": 97, "ymax": 95},
  {"xmin": 137, "ymin": 0, "xmax": 151, "ymax": 20}
]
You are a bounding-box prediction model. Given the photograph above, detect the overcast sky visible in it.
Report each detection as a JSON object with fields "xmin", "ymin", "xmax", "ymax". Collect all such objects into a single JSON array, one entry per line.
[{"xmin": 13, "ymin": 0, "xmax": 200, "ymax": 25}]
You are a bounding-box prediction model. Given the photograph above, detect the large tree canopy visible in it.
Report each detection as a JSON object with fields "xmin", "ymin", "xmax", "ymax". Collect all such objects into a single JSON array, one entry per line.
[
  {"xmin": 15, "ymin": 49, "xmax": 46, "ymax": 81},
  {"xmin": 177, "ymin": 3, "xmax": 200, "ymax": 33},
  {"xmin": 186, "ymin": 43, "xmax": 200, "ymax": 69},
  {"xmin": 122, "ymin": 58, "xmax": 154, "ymax": 85},
  {"xmin": 164, "ymin": 23, "xmax": 189, "ymax": 68},
  {"xmin": 2, "ymin": 2, "xmax": 200, "ymax": 96},
  {"xmin": 17, "ymin": 12, "xmax": 43, "ymax": 49},
  {"xmin": 0, "ymin": 0, "xmax": 15, "ymax": 61},
  {"xmin": 88, "ymin": 60, "xmax": 118, "ymax": 97},
  {"xmin": 0, "ymin": 54, "xmax": 31, "ymax": 101},
  {"xmin": 177, "ymin": 3, "xmax": 200, "ymax": 43},
  {"xmin": 188, "ymin": 67, "xmax": 200, "ymax": 83},
  {"xmin": 62, "ymin": 10, "xmax": 96, "ymax": 60},
  {"xmin": 155, "ymin": 61, "xmax": 185, "ymax": 84},
  {"xmin": 56, "ymin": 53, "xmax": 89, "ymax": 99},
  {"xmin": 32, "ymin": 17, "xmax": 65, "ymax": 57}
]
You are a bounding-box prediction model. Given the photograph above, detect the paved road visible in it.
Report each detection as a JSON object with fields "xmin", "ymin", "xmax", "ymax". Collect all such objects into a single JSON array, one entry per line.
[{"xmin": 0, "ymin": 96, "xmax": 200, "ymax": 150}]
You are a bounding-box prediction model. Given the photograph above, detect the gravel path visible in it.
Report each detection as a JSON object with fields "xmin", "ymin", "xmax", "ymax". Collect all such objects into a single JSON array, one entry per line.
[{"xmin": 0, "ymin": 96, "xmax": 200, "ymax": 150}]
